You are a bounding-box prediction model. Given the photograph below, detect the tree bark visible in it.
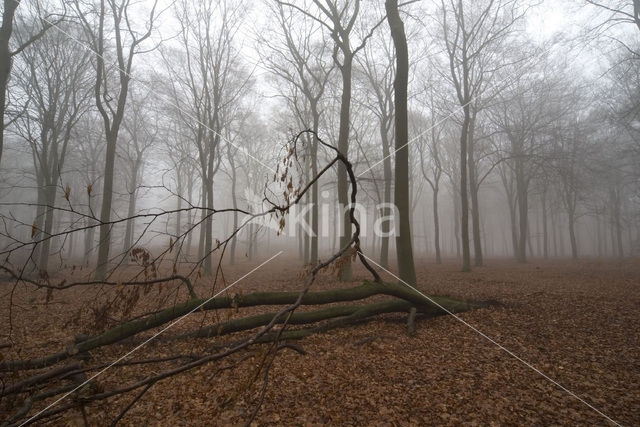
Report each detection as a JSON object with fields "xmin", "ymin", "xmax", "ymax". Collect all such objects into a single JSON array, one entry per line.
[
  {"xmin": 386, "ymin": 0, "xmax": 416, "ymax": 285},
  {"xmin": 337, "ymin": 53, "xmax": 354, "ymax": 281},
  {"xmin": 0, "ymin": 280, "xmax": 484, "ymax": 372},
  {"xmin": 0, "ymin": 0, "xmax": 19, "ymax": 168}
]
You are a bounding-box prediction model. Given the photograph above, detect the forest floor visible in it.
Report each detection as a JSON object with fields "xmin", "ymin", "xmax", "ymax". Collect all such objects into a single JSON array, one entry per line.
[{"xmin": 1, "ymin": 257, "xmax": 639, "ymax": 426}]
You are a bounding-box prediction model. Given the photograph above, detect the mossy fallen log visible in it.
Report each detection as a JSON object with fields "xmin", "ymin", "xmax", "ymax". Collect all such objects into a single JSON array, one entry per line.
[{"xmin": 0, "ymin": 281, "xmax": 487, "ymax": 371}]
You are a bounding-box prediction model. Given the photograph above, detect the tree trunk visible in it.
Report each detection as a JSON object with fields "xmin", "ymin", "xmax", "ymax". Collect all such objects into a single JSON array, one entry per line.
[
  {"xmin": 459, "ymin": 106, "xmax": 471, "ymax": 272},
  {"xmin": 380, "ymin": 119, "xmax": 392, "ymax": 269},
  {"xmin": 337, "ymin": 53, "xmax": 354, "ymax": 281},
  {"xmin": 433, "ymin": 185, "xmax": 441, "ymax": 264},
  {"xmin": 568, "ymin": 210, "xmax": 578, "ymax": 259},
  {"xmin": 515, "ymin": 157, "xmax": 528, "ymax": 263},
  {"xmin": 185, "ymin": 173, "xmax": 194, "ymax": 259},
  {"xmin": 453, "ymin": 185, "xmax": 461, "ymax": 258},
  {"xmin": 612, "ymin": 188, "xmax": 624, "ymax": 258},
  {"xmin": 387, "ymin": 0, "xmax": 416, "ymax": 285},
  {"xmin": 203, "ymin": 141, "xmax": 216, "ymax": 275},
  {"xmin": 467, "ymin": 117, "xmax": 483, "ymax": 267},
  {"xmin": 311, "ymin": 103, "xmax": 320, "ymax": 265},
  {"xmin": 172, "ymin": 165, "xmax": 183, "ymax": 264},
  {"xmin": 123, "ymin": 161, "xmax": 141, "ymax": 258},
  {"xmin": 197, "ymin": 188, "xmax": 206, "ymax": 261},
  {"xmin": 38, "ymin": 182, "xmax": 57, "ymax": 273},
  {"xmin": 229, "ymin": 162, "xmax": 238, "ymax": 265},
  {"xmin": 0, "ymin": 280, "xmax": 486, "ymax": 372},
  {"xmin": 0, "ymin": 0, "xmax": 19, "ymax": 169},
  {"xmin": 542, "ymin": 189, "xmax": 548, "ymax": 259},
  {"xmin": 95, "ymin": 130, "xmax": 118, "ymax": 280}
]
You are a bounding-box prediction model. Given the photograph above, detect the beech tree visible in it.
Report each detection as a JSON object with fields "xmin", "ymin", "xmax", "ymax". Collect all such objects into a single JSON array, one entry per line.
[
  {"xmin": 12, "ymin": 21, "xmax": 92, "ymax": 272},
  {"xmin": 261, "ymin": 1, "xmax": 334, "ymax": 265},
  {"xmin": 0, "ymin": 0, "xmax": 62, "ymax": 168},
  {"xmin": 72, "ymin": 0, "xmax": 158, "ymax": 280},
  {"xmin": 280, "ymin": 0, "xmax": 384, "ymax": 280},
  {"xmin": 162, "ymin": 0, "xmax": 248, "ymax": 275},
  {"xmin": 385, "ymin": 0, "xmax": 416, "ymax": 285},
  {"xmin": 119, "ymin": 87, "xmax": 158, "ymax": 258},
  {"xmin": 416, "ymin": 87, "xmax": 445, "ymax": 264},
  {"xmin": 355, "ymin": 20, "xmax": 395, "ymax": 268},
  {"xmin": 435, "ymin": 0, "xmax": 525, "ymax": 271}
]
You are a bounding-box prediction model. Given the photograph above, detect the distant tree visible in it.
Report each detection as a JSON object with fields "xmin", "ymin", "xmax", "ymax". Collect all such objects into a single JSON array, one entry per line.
[
  {"xmin": 0, "ymin": 0, "xmax": 62, "ymax": 168},
  {"xmin": 72, "ymin": 0, "xmax": 158, "ymax": 280},
  {"xmin": 435, "ymin": 0, "xmax": 525, "ymax": 271},
  {"xmin": 416, "ymin": 87, "xmax": 445, "ymax": 264},
  {"xmin": 355, "ymin": 21, "xmax": 395, "ymax": 268},
  {"xmin": 119, "ymin": 86, "xmax": 158, "ymax": 258},
  {"xmin": 583, "ymin": 0, "xmax": 640, "ymax": 56},
  {"xmin": 280, "ymin": 0, "xmax": 383, "ymax": 280},
  {"xmin": 162, "ymin": 0, "xmax": 248, "ymax": 275},
  {"xmin": 261, "ymin": 1, "xmax": 334, "ymax": 265},
  {"xmin": 489, "ymin": 66, "xmax": 569, "ymax": 262},
  {"xmin": 12, "ymin": 21, "xmax": 92, "ymax": 272}
]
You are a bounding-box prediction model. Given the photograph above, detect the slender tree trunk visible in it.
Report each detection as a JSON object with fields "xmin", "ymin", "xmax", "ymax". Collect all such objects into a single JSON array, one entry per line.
[
  {"xmin": 185, "ymin": 174, "xmax": 194, "ymax": 259},
  {"xmin": 123, "ymin": 161, "xmax": 140, "ymax": 258},
  {"xmin": 32, "ymin": 175, "xmax": 46, "ymax": 266},
  {"xmin": 84, "ymin": 189, "xmax": 96, "ymax": 266},
  {"xmin": 303, "ymin": 155, "xmax": 310, "ymax": 264},
  {"xmin": 311, "ymin": 104, "xmax": 320, "ymax": 265},
  {"xmin": 433, "ymin": 185, "xmax": 441, "ymax": 264},
  {"xmin": 612, "ymin": 189, "xmax": 624, "ymax": 258},
  {"xmin": 198, "ymin": 188, "xmax": 206, "ymax": 261},
  {"xmin": 527, "ymin": 221, "xmax": 534, "ymax": 259},
  {"xmin": 551, "ymin": 206, "xmax": 558, "ymax": 257},
  {"xmin": 387, "ymin": 0, "xmax": 416, "ymax": 285},
  {"xmin": 95, "ymin": 131, "xmax": 118, "ymax": 279},
  {"xmin": 0, "ymin": 0, "xmax": 19, "ymax": 169},
  {"xmin": 38, "ymin": 182, "xmax": 57, "ymax": 273},
  {"xmin": 337, "ymin": 53, "xmax": 354, "ymax": 281},
  {"xmin": 453, "ymin": 186, "xmax": 461, "ymax": 258},
  {"xmin": 535, "ymin": 209, "xmax": 542, "ymax": 257},
  {"xmin": 67, "ymin": 207, "xmax": 75, "ymax": 259},
  {"xmin": 542, "ymin": 189, "xmax": 548, "ymax": 259},
  {"xmin": 229, "ymin": 159, "xmax": 238, "ymax": 265},
  {"xmin": 379, "ymin": 114, "xmax": 392, "ymax": 269},
  {"xmin": 568, "ymin": 210, "xmax": 578, "ymax": 259},
  {"xmin": 203, "ymin": 147, "xmax": 215, "ymax": 275},
  {"xmin": 467, "ymin": 118, "xmax": 482, "ymax": 267},
  {"xmin": 459, "ymin": 107, "xmax": 471, "ymax": 272},
  {"xmin": 515, "ymin": 157, "xmax": 528, "ymax": 263}
]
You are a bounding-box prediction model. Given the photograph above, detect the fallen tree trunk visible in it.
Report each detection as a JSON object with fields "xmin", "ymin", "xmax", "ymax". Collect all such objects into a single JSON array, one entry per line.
[
  {"xmin": 180, "ymin": 298, "xmax": 462, "ymax": 340},
  {"xmin": 0, "ymin": 281, "xmax": 486, "ymax": 371}
]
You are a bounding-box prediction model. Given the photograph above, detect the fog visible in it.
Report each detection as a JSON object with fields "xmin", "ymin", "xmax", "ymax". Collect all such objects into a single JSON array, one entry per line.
[{"xmin": 0, "ymin": 0, "xmax": 638, "ymax": 277}]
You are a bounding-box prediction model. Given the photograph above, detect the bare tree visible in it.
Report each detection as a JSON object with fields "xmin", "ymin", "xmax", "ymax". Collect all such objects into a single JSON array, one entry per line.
[
  {"xmin": 416, "ymin": 87, "xmax": 445, "ymax": 264},
  {"xmin": 280, "ymin": 0, "xmax": 384, "ymax": 280},
  {"xmin": 355, "ymin": 20, "xmax": 395, "ymax": 268},
  {"xmin": 261, "ymin": 1, "xmax": 334, "ymax": 265},
  {"xmin": 119, "ymin": 86, "xmax": 158, "ymax": 257},
  {"xmin": 489, "ymin": 65, "xmax": 568, "ymax": 262},
  {"xmin": 162, "ymin": 0, "xmax": 249, "ymax": 276},
  {"xmin": 12, "ymin": 21, "xmax": 92, "ymax": 272},
  {"xmin": 385, "ymin": 0, "xmax": 416, "ymax": 285},
  {"xmin": 436, "ymin": 0, "xmax": 525, "ymax": 271},
  {"xmin": 0, "ymin": 0, "xmax": 63, "ymax": 168},
  {"xmin": 72, "ymin": 0, "xmax": 158, "ymax": 279}
]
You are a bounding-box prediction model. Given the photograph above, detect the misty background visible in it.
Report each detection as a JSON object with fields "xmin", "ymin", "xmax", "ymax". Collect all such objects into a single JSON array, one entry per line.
[{"xmin": 0, "ymin": 0, "xmax": 638, "ymax": 278}]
